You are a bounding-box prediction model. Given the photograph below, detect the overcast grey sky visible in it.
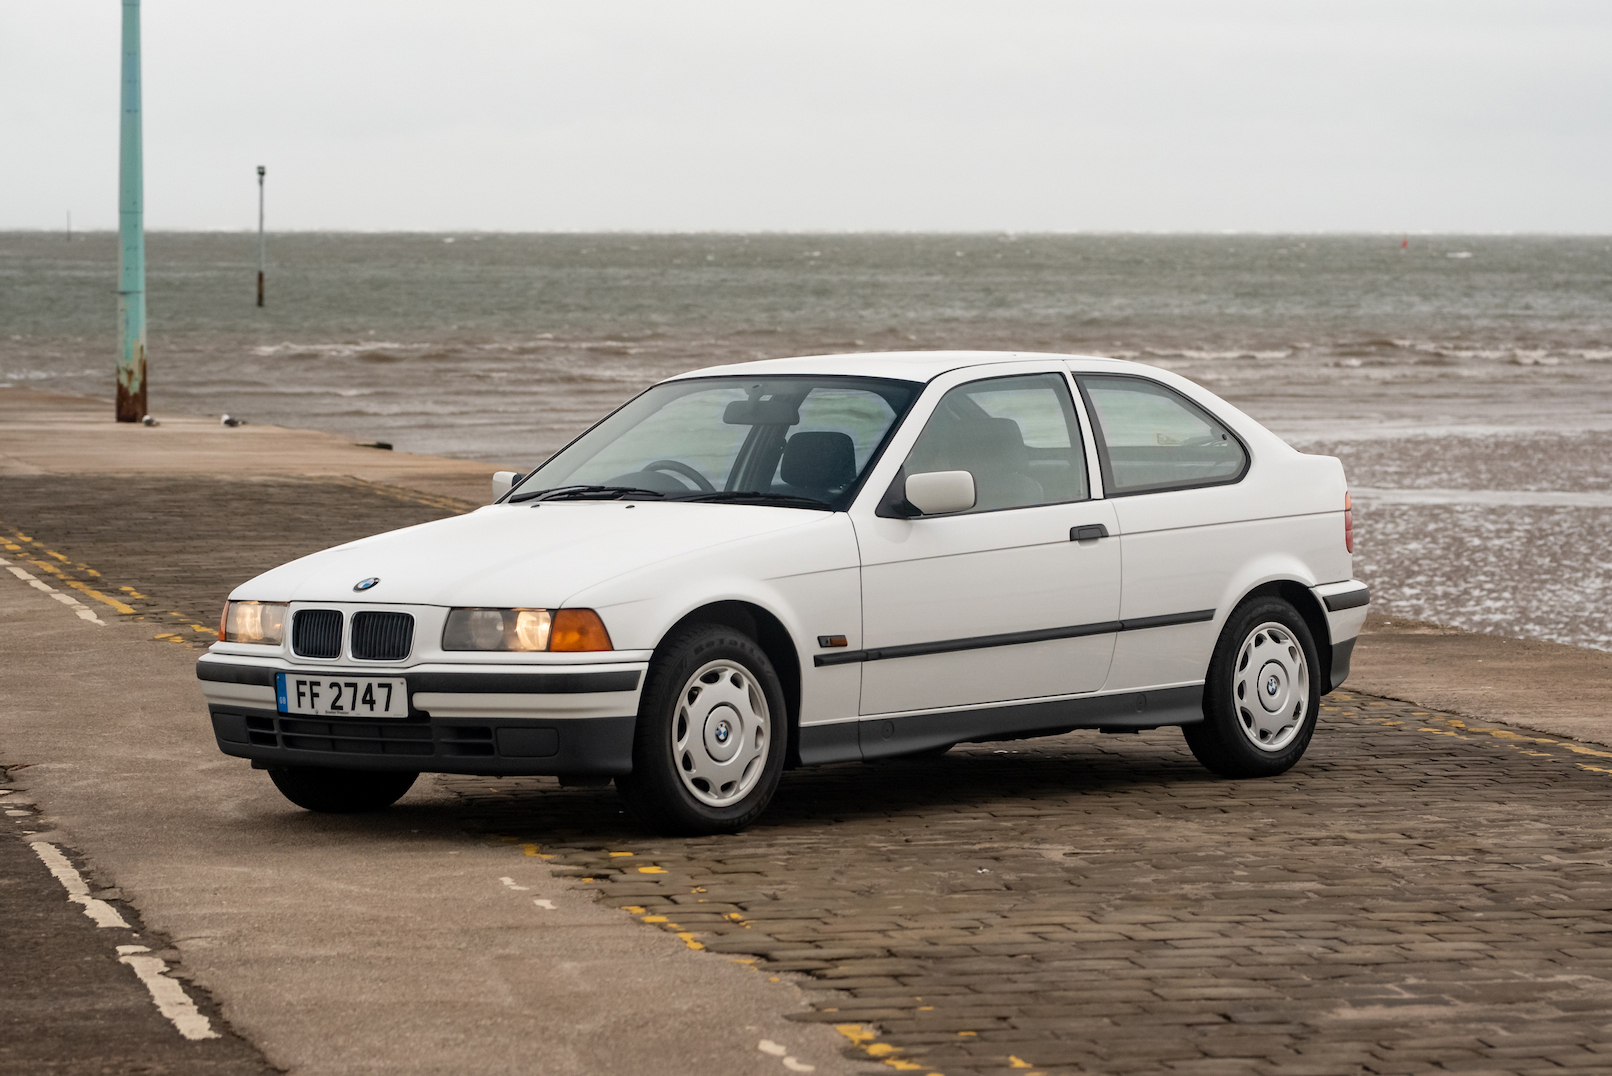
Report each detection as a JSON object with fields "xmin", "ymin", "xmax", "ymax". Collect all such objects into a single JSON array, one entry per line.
[{"xmin": 3, "ymin": 1, "xmax": 1608, "ymax": 232}]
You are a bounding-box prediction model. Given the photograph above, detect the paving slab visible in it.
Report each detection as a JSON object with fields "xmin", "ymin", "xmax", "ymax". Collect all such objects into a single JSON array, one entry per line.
[{"xmin": 0, "ymin": 385, "xmax": 505, "ymax": 505}]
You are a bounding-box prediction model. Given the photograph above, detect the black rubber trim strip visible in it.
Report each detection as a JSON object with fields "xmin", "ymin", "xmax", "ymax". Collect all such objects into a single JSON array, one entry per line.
[
  {"xmin": 197, "ymin": 662, "xmax": 640, "ymax": 694},
  {"xmin": 797, "ymin": 684, "xmax": 1206, "ymax": 765},
  {"xmin": 195, "ymin": 661, "xmax": 278, "ymax": 687},
  {"xmin": 408, "ymin": 670, "xmax": 641, "ymax": 694},
  {"xmin": 1329, "ymin": 637, "xmax": 1357, "ymax": 692},
  {"xmin": 815, "ymin": 609, "xmax": 1215, "ymax": 667},
  {"xmin": 1323, "ymin": 586, "xmax": 1371, "ymax": 612}
]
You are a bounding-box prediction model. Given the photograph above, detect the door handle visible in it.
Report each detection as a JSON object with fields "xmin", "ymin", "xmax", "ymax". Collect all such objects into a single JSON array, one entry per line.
[{"xmin": 1070, "ymin": 524, "xmax": 1109, "ymax": 542}]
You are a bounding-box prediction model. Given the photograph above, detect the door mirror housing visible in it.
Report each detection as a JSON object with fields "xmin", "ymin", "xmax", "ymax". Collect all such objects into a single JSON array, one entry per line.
[
  {"xmin": 905, "ymin": 470, "xmax": 976, "ymax": 516},
  {"xmin": 492, "ymin": 471, "xmax": 524, "ymax": 501}
]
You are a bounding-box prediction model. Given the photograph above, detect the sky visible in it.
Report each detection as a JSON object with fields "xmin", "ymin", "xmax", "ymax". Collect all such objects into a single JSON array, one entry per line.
[{"xmin": 3, "ymin": 1, "xmax": 1609, "ymax": 233}]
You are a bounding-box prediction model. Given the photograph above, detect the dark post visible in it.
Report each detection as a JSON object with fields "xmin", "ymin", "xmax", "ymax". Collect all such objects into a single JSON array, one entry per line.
[{"xmin": 256, "ymin": 166, "xmax": 266, "ymax": 307}]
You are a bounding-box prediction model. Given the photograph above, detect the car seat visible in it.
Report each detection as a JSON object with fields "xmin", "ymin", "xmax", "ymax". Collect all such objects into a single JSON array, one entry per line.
[{"xmin": 778, "ymin": 431, "xmax": 857, "ymax": 502}]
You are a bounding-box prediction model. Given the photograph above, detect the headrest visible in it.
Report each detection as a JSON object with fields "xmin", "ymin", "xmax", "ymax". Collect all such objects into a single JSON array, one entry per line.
[
  {"xmin": 973, "ymin": 418, "xmax": 1029, "ymax": 468},
  {"xmin": 779, "ymin": 431, "xmax": 857, "ymax": 492}
]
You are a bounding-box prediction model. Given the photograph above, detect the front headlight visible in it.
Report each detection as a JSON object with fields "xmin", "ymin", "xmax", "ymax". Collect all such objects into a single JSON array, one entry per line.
[
  {"xmin": 442, "ymin": 608, "xmax": 611, "ymax": 652},
  {"xmin": 220, "ymin": 601, "xmax": 288, "ymax": 645}
]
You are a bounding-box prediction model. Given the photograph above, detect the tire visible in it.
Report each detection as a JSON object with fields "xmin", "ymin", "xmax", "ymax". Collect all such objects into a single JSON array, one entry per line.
[
  {"xmin": 617, "ymin": 623, "xmax": 788, "ymax": 835},
  {"xmin": 1183, "ymin": 597, "xmax": 1320, "ymax": 778},
  {"xmin": 267, "ymin": 766, "xmax": 418, "ymax": 813}
]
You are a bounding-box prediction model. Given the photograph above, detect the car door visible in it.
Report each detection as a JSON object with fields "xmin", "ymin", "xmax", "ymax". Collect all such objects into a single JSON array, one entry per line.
[
  {"xmin": 851, "ymin": 369, "xmax": 1122, "ymax": 718},
  {"xmin": 1074, "ymin": 372, "xmax": 1253, "ymax": 691}
]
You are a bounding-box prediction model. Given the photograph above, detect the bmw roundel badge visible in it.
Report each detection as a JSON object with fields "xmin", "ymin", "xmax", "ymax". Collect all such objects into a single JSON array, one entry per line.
[{"xmin": 354, "ymin": 577, "xmax": 381, "ymax": 592}]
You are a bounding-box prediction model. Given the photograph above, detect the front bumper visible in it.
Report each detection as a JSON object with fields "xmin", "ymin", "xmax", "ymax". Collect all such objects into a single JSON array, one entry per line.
[{"xmin": 197, "ymin": 657, "xmax": 646, "ymax": 776}]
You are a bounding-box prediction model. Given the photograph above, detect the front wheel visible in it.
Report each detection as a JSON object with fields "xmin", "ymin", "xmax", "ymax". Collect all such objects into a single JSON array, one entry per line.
[
  {"xmin": 1183, "ymin": 597, "xmax": 1320, "ymax": 778},
  {"xmin": 616, "ymin": 623, "xmax": 787, "ymax": 835},
  {"xmin": 267, "ymin": 766, "xmax": 417, "ymax": 813}
]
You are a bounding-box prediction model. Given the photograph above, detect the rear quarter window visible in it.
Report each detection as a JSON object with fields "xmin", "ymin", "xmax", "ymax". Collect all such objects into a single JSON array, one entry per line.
[{"xmin": 1078, "ymin": 375, "xmax": 1248, "ymax": 495}]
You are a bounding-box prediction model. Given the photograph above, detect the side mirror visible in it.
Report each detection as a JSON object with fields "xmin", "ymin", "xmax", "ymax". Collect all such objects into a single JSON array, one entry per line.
[
  {"xmin": 904, "ymin": 470, "xmax": 975, "ymax": 516},
  {"xmin": 492, "ymin": 471, "xmax": 524, "ymax": 501}
]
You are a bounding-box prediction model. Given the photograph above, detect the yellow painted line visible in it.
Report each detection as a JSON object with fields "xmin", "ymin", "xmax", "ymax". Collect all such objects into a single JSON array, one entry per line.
[
  {"xmin": 675, "ymin": 931, "xmax": 704, "ymax": 951},
  {"xmin": 1, "ymin": 529, "xmax": 138, "ymax": 614},
  {"xmin": 638, "ymin": 865, "xmax": 667, "ymax": 874},
  {"xmin": 608, "ymin": 851, "xmax": 634, "ymax": 857},
  {"xmin": 1, "ymin": 557, "xmax": 106, "ymax": 625},
  {"xmin": 60, "ymin": 579, "xmax": 137, "ymax": 615}
]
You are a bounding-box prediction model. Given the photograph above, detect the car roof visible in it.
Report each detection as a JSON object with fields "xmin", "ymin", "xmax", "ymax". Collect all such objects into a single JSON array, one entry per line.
[{"xmin": 669, "ymin": 350, "xmax": 1158, "ymax": 383}]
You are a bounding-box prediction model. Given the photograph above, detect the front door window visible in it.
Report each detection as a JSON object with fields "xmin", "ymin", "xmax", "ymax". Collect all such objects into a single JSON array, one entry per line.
[{"xmin": 901, "ymin": 373, "xmax": 1089, "ymax": 511}]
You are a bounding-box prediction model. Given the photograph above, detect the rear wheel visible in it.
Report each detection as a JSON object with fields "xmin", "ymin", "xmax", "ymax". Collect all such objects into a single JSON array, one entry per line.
[
  {"xmin": 617, "ymin": 623, "xmax": 787, "ymax": 835},
  {"xmin": 267, "ymin": 766, "xmax": 417, "ymax": 813},
  {"xmin": 1183, "ymin": 597, "xmax": 1320, "ymax": 778}
]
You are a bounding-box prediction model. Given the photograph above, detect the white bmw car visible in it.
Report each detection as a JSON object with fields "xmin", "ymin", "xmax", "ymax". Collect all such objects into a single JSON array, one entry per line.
[{"xmin": 198, "ymin": 352, "xmax": 1368, "ymax": 833}]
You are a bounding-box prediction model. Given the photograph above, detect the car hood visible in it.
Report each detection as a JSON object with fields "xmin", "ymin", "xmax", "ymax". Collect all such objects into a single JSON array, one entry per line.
[{"xmin": 231, "ymin": 501, "xmax": 826, "ymax": 607}]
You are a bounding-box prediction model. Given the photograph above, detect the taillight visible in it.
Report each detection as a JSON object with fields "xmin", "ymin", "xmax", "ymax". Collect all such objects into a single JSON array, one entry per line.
[{"xmin": 1343, "ymin": 491, "xmax": 1354, "ymax": 553}]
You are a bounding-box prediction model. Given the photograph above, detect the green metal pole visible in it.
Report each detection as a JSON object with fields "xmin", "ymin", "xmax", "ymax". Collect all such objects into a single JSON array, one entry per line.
[{"xmin": 116, "ymin": 0, "xmax": 147, "ymax": 422}]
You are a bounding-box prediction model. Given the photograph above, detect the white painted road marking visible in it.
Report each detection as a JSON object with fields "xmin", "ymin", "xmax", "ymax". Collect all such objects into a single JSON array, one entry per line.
[
  {"xmin": 1, "ymin": 556, "xmax": 105, "ymax": 625},
  {"xmin": 31, "ymin": 841, "xmax": 130, "ymax": 928},
  {"xmin": 758, "ymin": 1039, "xmax": 815, "ymax": 1071},
  {"xmin": 500, "ymin": 875, "xmax": 553, "ymax": 908},
  {"xmin": 32, "ymin": 841, "xmax": 220, "ymax": 1041},
  {"xmin": 116, "ymin": 946, "xmax": 221, "ymax": 1041}
]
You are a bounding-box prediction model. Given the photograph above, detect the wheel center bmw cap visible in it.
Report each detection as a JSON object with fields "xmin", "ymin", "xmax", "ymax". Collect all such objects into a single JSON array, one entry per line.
[
  {"xmin": 704, "ymin": 704, "xmax": 742, "ymax": 762},
  {"xmin": 354, "ymin": 577, "xmax": 380, "ymax": 592},
  {"xmin": 1265, "ymin": 676, "xmax": 1279, "ymax": 696}
]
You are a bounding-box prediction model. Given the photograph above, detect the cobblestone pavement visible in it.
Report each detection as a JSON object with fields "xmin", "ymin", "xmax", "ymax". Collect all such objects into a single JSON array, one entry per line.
[
  {"xmin": 446, "ymin": 698, "xmax": 1612, "ymax": 1076},
  {"xmin": 0, "ymin": 475, "xmax": 470, "ymax": 648}
]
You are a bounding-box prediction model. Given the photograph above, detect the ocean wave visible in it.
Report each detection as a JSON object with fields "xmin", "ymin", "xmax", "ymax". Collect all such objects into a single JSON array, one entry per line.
[
  {"xmin": 250, "ymin": 342, "xmax": 433, "ymax": 359},
  {"xmin": 1140, "ymin": 347, "xmax": 1295, "ymax": 361}
]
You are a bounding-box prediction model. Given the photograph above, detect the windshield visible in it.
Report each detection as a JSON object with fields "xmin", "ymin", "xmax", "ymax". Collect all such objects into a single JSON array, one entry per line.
[{"xmin": 510, "ymin": 375, "xmax": 920, "ymax": 509}]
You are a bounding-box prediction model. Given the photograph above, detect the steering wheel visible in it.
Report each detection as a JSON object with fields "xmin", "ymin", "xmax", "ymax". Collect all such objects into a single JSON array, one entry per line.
[{"xmin": 643, "ymin": 459, "xmax": 715, "ymax": 492}]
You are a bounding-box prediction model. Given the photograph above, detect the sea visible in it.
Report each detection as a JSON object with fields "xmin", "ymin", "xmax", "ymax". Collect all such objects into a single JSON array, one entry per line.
[{"xmin": 3, "ymin": 232, "xmax": 1611, "ymax": 649}]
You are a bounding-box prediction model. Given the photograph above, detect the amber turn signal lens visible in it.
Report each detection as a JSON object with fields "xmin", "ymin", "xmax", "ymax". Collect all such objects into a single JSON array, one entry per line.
[{"xmin": 549, "ymin": 608, "xmax": 613, "ymax": 652}]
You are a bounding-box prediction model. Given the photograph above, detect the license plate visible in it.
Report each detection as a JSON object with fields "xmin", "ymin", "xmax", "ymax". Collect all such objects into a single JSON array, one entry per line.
[{"xmin": 276, "ymin": 673, "xmax": 408, "ymax": 718}]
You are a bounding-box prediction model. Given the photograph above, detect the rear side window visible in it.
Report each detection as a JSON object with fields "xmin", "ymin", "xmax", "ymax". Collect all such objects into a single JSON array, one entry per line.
[{"xmin": 1078, "ymin": 375, "xmax": 1248, "ymax": 495}]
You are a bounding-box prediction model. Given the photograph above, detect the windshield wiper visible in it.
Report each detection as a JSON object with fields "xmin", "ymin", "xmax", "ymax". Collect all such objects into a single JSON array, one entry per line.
[
  {"xmin": 680, "ymin": 491, "xmax": 832, "ymax": 509},
  {"xmin": 509, "ymin": 485, "xmax": 668, "ymax": 503}
]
